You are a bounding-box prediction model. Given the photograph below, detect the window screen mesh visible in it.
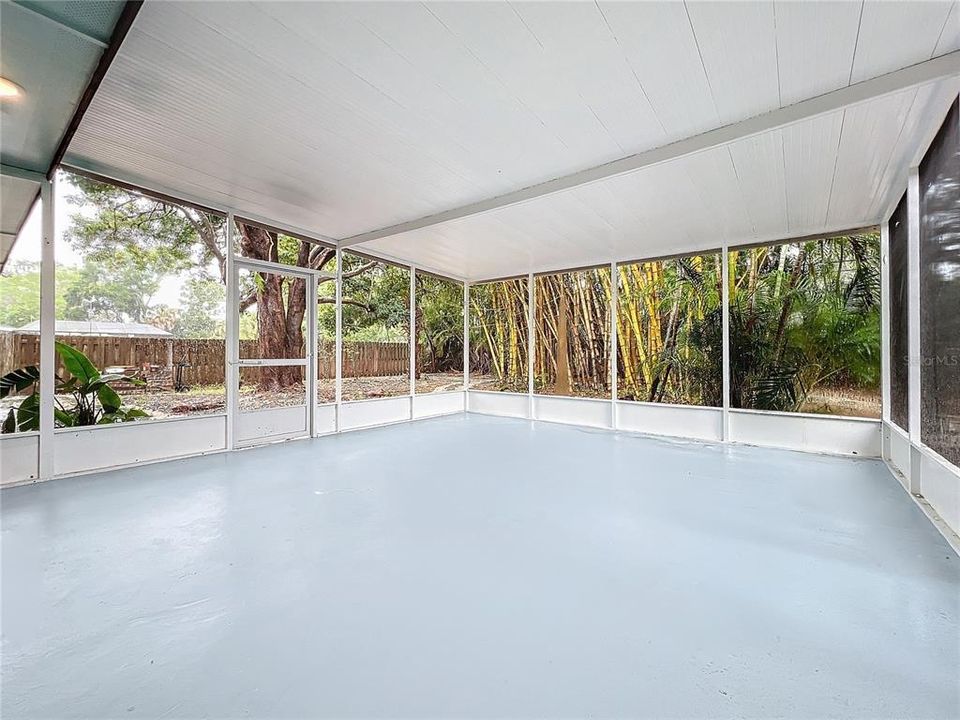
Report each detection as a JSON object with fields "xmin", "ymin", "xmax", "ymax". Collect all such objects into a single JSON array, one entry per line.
[
  {"xmin": 888, "ymin": 192, "xmax": 909, "ymax": 432},
  {"xmin": 919, "ymin": 98, "xmax": 960, "ymax": 466}
]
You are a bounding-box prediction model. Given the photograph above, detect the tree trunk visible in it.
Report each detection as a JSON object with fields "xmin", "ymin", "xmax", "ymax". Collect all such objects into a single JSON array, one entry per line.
[
  {"xmin": 555, "ymin": 286, "xmax": 572, "ymax": 396},
  {"xmin": 238, "ymin": 223, "xmax": 305, "ymax": 390}
]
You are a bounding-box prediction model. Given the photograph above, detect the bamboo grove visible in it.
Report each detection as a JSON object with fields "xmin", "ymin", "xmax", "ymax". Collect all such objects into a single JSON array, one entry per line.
[{"xmin": 468, "ymin": 233, "xmax": 881, "ymax": 417}]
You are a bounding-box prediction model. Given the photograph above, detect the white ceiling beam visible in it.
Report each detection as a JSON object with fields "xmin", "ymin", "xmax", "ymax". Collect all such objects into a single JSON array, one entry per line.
[{"xmin": 341, "ymin": 50, "xmax": 960, "ymax": 249}]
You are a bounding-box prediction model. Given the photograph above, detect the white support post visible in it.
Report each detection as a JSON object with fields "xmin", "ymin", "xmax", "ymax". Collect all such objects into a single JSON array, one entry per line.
[
  {"xmin": 409, "ymin": 267, "xmax": 416, "ymax": 419},
  {"xmin": 307, "ymin": 274, "xmax": 317, "ymax": 437},
  {"xmin": 463, "ymin": 282, "xmax": 470, "ymax": 394},
  {"xmin": 907, "ymin": 167, "xmax": 922, "ymax": 494},
  {"xmin": 527, "ymin": 272, "xmax": 535, "ymax": 420},
  {"xmin": 335, "ymin": 246, "xmax": 343, "ymax": 430},
  {"xmin": 38, "ymin": 178, "xmax": 55, "ymax": 479},
  {"xmin": 224, "ymin": 214, "xmax": 237, "ymax": 450},
  {"xmin": 610, "ymin": 262, "xmax": 618, "ymax": 430},
  {"xmin": 721, "ymin": 244, "xmax": 731, "ymax": 442},
  {"xmin": 880, "ymin": 221, "xmax": 892, "ymax": 460}
]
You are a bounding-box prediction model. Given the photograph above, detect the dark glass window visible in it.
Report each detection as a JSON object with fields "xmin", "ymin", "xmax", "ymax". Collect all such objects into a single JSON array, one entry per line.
[
  {"xmin": 888, "ymin": 192, "xmax": 909, "ymax": 432},
  {"xmin": 919, "ymin": 98, "xmax": 960, "ymax": 466}
]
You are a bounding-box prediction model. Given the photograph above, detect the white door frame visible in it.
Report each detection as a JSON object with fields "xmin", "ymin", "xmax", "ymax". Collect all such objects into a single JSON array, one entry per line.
[{"xmin": 231, "ymin": 257, "xmax": 319, "ymax": 447}]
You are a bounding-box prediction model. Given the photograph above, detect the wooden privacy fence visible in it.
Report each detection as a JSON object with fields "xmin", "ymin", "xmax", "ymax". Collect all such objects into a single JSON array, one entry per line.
[{"xmin": 0, "ymin": 333, "xmax": 410, "ymax": 390}]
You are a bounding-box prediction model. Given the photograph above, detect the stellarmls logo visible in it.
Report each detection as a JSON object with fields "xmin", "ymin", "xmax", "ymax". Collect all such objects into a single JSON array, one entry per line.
[{"xmin": 905, "ymin": 354, "xmax": 960, "ymax": 367}]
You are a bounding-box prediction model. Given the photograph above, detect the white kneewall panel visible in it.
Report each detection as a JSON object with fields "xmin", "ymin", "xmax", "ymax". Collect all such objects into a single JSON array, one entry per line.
[
  {"xmin": 413, "ymin": 391, "xmax": 465, "ymax": 419},
  {"xmin": 533, "ymin": 395, "xmax": 611, "ymax": 429},
  {"xmin": 0, "ymin": 432, "xmax": 39, "ymax": 487},
  {"xmin": 730, "ymin": 409, "xmax": 881, "ymax": 457},
  {"xmin": 54, "ymin": 415, "xmax": 227, "ymax": 477},
  {"xmin": 616, "ymin": 401, "xmax": 723, "ymax": 442},
  {"xmin": 316, "ymin": 403, "xmax": 337, "ymax": 435},
  {"xmin": 888, "ymin": 423, "xmax": 912, "ymax": 489},
  {"xmin": 467, "ymin": 391, "xmax": 530, "ymax": 419},
  {"xmin": 340, "ymin": 397, "xmax": 410, "ymax": 431},
  {"xmin": 236, "ymin": 405, "xmax": 308, "ymax": 445},
  {"xmin": 919, "ymin": 448, "xmax": 960, "ymax": 537}
]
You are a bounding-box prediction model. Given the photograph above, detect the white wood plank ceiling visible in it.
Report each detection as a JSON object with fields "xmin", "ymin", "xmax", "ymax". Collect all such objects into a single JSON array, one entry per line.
[{"xmin": 64, "ymin": 1, "xmax": 960, "ymax": 280}]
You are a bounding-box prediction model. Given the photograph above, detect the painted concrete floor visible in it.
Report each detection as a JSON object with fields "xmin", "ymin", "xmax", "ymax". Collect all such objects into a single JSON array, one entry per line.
[{"xmin": 2, "ymin": 414, "xmax": 958, "ymax": 719}]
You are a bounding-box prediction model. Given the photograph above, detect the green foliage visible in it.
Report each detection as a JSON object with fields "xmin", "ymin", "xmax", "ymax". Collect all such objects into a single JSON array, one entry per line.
[
  {"xmin": 65, "ymin": 174, "xmax": 224, "ymax": 274},
  {"xmin": 58, "ymin": 172, "xmax": 228, "ymax": 336},
  {"xmin": 0, "ymin": 342, "xmax": 149, "ymax": 433},
  {"xmin": 416, "ymin": 274, "xmax": 464, "ymax": 372},
  {"xmin": 618, "ymin": 256, "xmax": 723, "ymax": 405},
  {"xmin": 61, "ymin": 252, "xmax": 165, "ymax": 323},
  {"xmin": 340, "ymin": 254, "xmax": 409, "ymax": 342},
  {"xmin": 731, "ymin": 234, "xmax": 881, "ymax": 413},
  {"xmin": 174, "ymin": 277, "xmax": 226, "ymax": 338},
  {"xmin": 0, "ymin": 262, "xmax": 85, "ymax": 328},
  {"xmin": 0, "ymin": 261, "xmax": 42, "ymax": 328}
]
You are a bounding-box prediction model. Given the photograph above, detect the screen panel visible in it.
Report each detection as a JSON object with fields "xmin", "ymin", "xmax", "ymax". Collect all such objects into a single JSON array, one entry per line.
[
  {"xmin": 469, "ymin": 278, "xmax": 529, "ymax": 393},
  {"xmin": 617, "ymin": 254, "xmax": 722, "ymax": 406},
  {"xmin": 415, "ymin": 273, "xmax": 464, "ymax": 394},
  {"xmin": 888, "ymin": 192, "xmax": 909, "ymax": 432},
  {"xmin": 730, "ymin": 234, "xmax": 881, "ymax": 418},
  {"xmin": 340, "ymin": 252, "xmax": 410, "ymax": 401},
  {"xmin": 919, "ymin": 98, "xmax": 960, "ymax": 466},
  {"xmin": 533, "ymin": 267, "xmax": 611, "ymax": 399},
  {"xmin": 47, "ymin": 170, "xmax": 228, "ymax": 428}
]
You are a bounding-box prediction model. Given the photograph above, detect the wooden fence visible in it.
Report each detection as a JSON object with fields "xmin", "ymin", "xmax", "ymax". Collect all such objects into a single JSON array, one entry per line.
[{"xmin": 0, "ymin": 333, "xmax": 409, "ymax": 390}]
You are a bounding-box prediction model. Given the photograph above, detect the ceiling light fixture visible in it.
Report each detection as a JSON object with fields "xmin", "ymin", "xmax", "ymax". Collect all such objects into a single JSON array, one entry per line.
[{"xmin": 0, "ymin": 77, "xmax": 24, "ymax": 100}]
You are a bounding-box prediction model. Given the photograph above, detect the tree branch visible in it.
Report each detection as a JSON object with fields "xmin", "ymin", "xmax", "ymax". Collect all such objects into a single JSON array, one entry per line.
[
  {"xmin": 319, "ymin": 296, "xmax": 368, "ymax": 310},
  {"xmin": 342, "ymin": 261, "xmax": 377, "ymax": 279}
]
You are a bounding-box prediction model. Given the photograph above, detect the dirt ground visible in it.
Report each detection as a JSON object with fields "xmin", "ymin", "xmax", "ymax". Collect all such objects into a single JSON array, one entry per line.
[
  {"xmin": 1, "ymin": 375, "xmax": 880, "ymax": 422},
  {"xmin": 800, "ymin": 387, "xmax": 881, "ymax": 419},
  {"xmin": 76, "ymin": 372, "xmax": 468, "ymax": 418}
]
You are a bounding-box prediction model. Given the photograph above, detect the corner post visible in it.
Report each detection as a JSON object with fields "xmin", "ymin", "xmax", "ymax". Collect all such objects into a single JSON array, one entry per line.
[
  {"xmin": 409, "ymin": 266, "xmax": 416, "ymax": 419},
  {"xmin": 527, "ymin": 272, "xmax": 535, "ymax": 420},
  {"xmin": 335, "ymin": 246, "xmax": 343, "ymax": 430},
  {"xmin": 463, "ymin": 282, "xmax": 470, "ymax": 402},
  {"xmin": 224, "ymin": 213, "xmax": 237, "ymax": 450},
  {"xmin": 907, "ymin": 167, "xmax": 922, "ymax": 494},
  {"xmin": 306, "ymin": 270, "xmax": 317, "ymax": 437},
  {"xmin": 880, "ymin": 220, "xmax": 891, "ymax": 460},
  {"xmin": 38, "ymin": 177, "xmax": 56, "ymax": 479},
  {"xmin": 610, "ymin": 261, "xmax": 618, "ymax": 430},
  {"xmin": 721, "ymin": 243, "xmax": 731, "ymax": 443}
]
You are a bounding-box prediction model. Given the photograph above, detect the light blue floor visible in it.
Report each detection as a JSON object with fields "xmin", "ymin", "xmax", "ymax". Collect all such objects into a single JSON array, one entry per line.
[{"xmin": 2, "ymin": 414, "xmax": 958, "ymax": 719}]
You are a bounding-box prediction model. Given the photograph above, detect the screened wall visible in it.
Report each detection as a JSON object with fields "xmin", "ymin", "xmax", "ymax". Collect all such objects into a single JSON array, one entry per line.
[
  {"xmin": 2, "ymin": 97, "xmax": 957, "ymax": 537},
  {"xmin": 340, "ymin": 253, "xmax": 410, "ymax": 401},
  {"xmin": 0, "ymin": 204, "xmax": 41, "ymax": 434},
  {"xmin": 48, "ymin": 171, "xmax": 228, "ymax": 427},
  {"xmin": 469, "ymin": 278, "xmax": 529, "ymax": 393},
  {"xmin": 918, "ymin": 98, "xmax": 960, "ymax": 466},
  {"xmin": 730, "ymin": 235, "xmax": 881, "ymax": 418},
  {"xmin": 888, "ymin": 193, "xmax": 910, "ymax": 432},
  {"xmin": 534, "ymin": 267, "xmax": 610, "ymax": 399},
  {"xmin": 415, "ymin": 272, "xmax": 463, "ymax": 394},
  {"xmin": 617, "ymin": 254, "xmax": 722, "ymax": 407}
]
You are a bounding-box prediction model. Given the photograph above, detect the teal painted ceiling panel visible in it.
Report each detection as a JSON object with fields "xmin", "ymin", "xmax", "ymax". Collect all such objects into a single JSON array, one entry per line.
[
  {"xmin": 0, "ymin": 1, "xmax": 114, "ymax": 171},
  {"xmin": 0, "ymin": 0, "xmax": 126, "ymax": 264},
  {"xmin": 15, "ymin": 0, "xmax": 125, "ymax": 44}
]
